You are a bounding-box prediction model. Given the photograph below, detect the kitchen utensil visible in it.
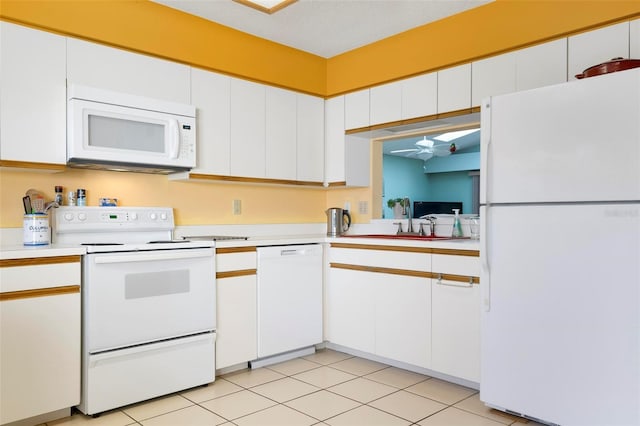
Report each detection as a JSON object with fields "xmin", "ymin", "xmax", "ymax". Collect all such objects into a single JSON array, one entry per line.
[
  {"xmin": 575, "ymin": 57, "xmax": 640, "ymax": 79},
  {"xmin": 31, "ymin": 197, "xmax": 45, "ymax": 214},
  {"xmin": 325, "ymin": 207, "xmax": 351, "ymax": 236},
  {"xmin": 23, "ymin": 196, "xmax": 32, "ymax": 214}
]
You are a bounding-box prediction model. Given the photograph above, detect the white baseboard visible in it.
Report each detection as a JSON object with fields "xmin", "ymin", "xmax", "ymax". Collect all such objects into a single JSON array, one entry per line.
[{"xmin": 249, "ymin": 346, "xmax": 316, "ymax": 369}]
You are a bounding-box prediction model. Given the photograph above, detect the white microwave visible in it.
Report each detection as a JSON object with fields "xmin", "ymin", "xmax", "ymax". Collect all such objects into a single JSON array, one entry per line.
[{"xmin": 67, "ymin": 85, "xmax": 196, "ymax": 174}]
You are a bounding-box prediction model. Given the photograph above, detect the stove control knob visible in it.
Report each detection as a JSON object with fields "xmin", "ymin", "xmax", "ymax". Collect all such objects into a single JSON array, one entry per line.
[
  {"xmin": 78, "ymin": 212, "xmax": 87, "ymax": 221},
  {"xmin": 150, "ymin": 212, "xmax": 157, "ymax": 221},
  {"xmin": 130, "ymin": 212, "xmax": 138, "ymax": 221},
  {"xmin": 64, "ymin": 212, "xmax": 74, "ymax": 221},
  {"xmin": 160, "ymin": 212, "xmax": 168, "ymax": 221}
]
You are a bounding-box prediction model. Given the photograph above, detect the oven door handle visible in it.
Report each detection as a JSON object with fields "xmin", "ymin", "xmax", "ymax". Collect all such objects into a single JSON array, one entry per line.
[{"xmin": 93, "ymin": 250, "xmax": 213, "ymax": 264}]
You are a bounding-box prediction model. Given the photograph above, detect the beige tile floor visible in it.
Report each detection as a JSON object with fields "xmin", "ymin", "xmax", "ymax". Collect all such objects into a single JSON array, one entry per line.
[{"xmin": 46, "ymin": 349, "xmax": 543, "ymax": 426}]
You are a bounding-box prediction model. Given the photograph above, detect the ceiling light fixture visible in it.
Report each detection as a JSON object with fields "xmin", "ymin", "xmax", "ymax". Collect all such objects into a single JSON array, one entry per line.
[{"xmin": 233, "ymin": 0, "xmax": 297, "ymax": 14}]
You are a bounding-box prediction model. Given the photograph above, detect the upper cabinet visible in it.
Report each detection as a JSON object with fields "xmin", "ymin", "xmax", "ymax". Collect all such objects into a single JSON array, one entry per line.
[
  {"xmin": 344, "ymin": 89, "xmax": 370, "ymax": 129},
  {"xmin": 515, "ymin": 39, "xmax": 567, "ymax": 91},
  {"xmin": 631, "ymin": 19, "xmax": 640, "ymax": 58},
  {"xmin": 67, "ymin": 38, "xmax": 190, "ymax": 103},
  {"xmin": 472, "ymin": 52, "xmax": 517, "ymax": 107},
  {"xmin": 230, "ymin": 78, "xmax": 266, "ymax": 179},
  {"xmin": 567, "ymin": 22, "xmax": 630, "ymax": 81},
  {"xmin": 266, "ymin": 86, "xmax": 297, "ymax": 180},
  {"xmin": 0, "ymin": 22, "xmax": 67, "ymax": 165},
  {"xmin": 401, "ymin": 72, "xmax": 437, "ymax": 119},
  {"xmin": 190, "ymin": 68, "xmax": 231, "ymax": 175},
  {"xmin": 297, "ymin": 94, "xmax": 325, "ymax": 183},
  {"xmin": 437, "ymin": 64, "xmax": 471, "ymax": 113},
  {"xmin": 370, "ymin": 81, "xmax": 402, "ymax": 125},
  {"xmin": 324, "ymin": 96, "xmax": 346, "ymax": 184}
]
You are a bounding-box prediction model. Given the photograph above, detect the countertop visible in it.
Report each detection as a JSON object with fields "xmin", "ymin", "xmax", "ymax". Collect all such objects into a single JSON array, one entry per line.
[{"xmin": 1, "ymin": 233, "xmax": 479, "ymax": 260}]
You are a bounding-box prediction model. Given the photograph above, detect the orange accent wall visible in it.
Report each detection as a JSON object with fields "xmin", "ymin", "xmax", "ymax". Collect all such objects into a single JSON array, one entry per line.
[
  {"xmin": 327, "ymin": 0, "xmax": 640, "ymax": 94},
  {"xmin": 0, "ymin": 0, "xmax": 327, "ymax": 96},
  {"xmin": 2, "ymin": 1, "xmax": 639, "ymax": 97}
]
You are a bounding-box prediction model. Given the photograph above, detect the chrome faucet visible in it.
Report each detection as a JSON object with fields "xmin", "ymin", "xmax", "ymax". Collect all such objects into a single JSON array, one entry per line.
[
  {"xmin": 420, "ymin": 216, "xmax": 437, "ymax": 237},
  {"xmin": 402, "ymin": 197, "xmax": 414, "ymax": 234}
]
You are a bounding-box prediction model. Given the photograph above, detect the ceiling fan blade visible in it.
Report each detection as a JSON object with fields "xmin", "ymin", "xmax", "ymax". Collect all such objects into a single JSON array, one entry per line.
[{"xmin": 390, "ymin": 148, "xmax": 419, "ymax": 154}]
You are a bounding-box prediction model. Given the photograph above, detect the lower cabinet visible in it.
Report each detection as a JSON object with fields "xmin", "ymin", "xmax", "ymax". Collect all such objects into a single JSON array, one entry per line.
[
  {"xmin": 328, "ymin": 245, "xmax": 432, "ymax": 368},
  {"xmin": 0, "ymin": 256, "xmax": 81, "ymax": 425},
  {"xmin": 328, "ymin": 243, "xmax": 480, "ymax": 382},
  {"xmin": 430, "ymin": 252, "xmax": 481, "ymax": 382},
  {"xmin": 215, "ymin": 247, "xmax": 257, "ymax": 370}
]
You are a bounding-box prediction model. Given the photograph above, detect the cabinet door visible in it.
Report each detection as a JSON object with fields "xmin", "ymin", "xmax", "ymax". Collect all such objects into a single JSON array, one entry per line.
[
  {"xmin": 297, "ymin": 94, "xmax": 325, "ymax": 182},
  {"xmin": 67, "ymin": 38, "xmax": 190, "ymax": 103},
  {"xmin": 344, "ymin": 89, "xmax": 370, "ymax": 130},
  {"xmin": 438, "ymin": 64, "xmax": 471, "ymax": 113},
  {"xmin": 631, "ymin": 19, "xmax": 640, "ymax": 58},
  {"xmin": 1, "ymin": 293, "xmax": 80, "ymax": 424},
  {"xmin": 216, "ymin": 275, "xmax": 257, "ymax": 370},
  {"xmin": 568, "ymin": 22, "xmax": 630, "ymax": 81},
  {"xmin": 401, "ymin": 72, "xmax": 437, "ymax": 119},
  {"xmin": 230, "ymin": 78, "xmax": 266, "ymax": 178},
  {"xmin": 191, "ymin": 69, "xmax": 231, "ymax": 175},
  {"xmin": 327, "ymin": 268, "xmax": 375, "ymax": 353},
  {"xmin": 0, "ymin": 22, "xmax": 66, "ymax": 164},
  {"xmin": 324, "ymin": 96, "xmax": 346, "ymax": 184},
  {"xmin": 370, "ymin": 81, "xmax": 402, "ymax": 125},
  {"xmin": 345, "ymin": 135, "xmax": 370, "ymax": 187},
  {"xmin": 515, "ymin": 39, "xmax": 567, "ymax": 91},
  {"xmin": 472, "ymin": 51, "xmax": 517, "ymax": 107},
  {"xmin": 266, "ymin": 86, "xmax": 297, "ymax": 180},
  {"xmin": 431, "ymin": 280, "xmax": 480, "ymax": 382},
  {"xmin": 375, "ymin": 274, "xmax": 430, "ymax": 368}
]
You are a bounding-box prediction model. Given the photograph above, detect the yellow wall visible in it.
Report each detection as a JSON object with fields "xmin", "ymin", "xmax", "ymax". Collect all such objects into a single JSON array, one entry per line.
[{"xmin": 1, "ymin": 0, "xmax": 639, "ymax": 228}]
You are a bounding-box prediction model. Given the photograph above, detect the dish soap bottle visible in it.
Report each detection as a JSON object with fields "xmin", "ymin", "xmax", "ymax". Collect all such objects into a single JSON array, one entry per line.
[{"xmin": 451, "ymin": 209, "xmax": 464, "ymax": 238}]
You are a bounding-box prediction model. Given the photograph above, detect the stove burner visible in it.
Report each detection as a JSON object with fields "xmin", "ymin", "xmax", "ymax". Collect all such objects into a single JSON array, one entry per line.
[{"xmin": 81, "ymin": 243, "xmax": 124, "ymax": 246}]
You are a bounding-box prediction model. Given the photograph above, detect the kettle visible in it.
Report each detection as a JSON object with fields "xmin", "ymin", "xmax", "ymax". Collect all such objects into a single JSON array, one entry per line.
[{"xmin": 326, "ymin": 207, "xmax": 351, "ymax": 236}]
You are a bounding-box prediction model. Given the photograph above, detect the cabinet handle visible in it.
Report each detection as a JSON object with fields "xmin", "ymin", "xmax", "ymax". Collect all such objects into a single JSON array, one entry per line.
[{"xmin": 435, "ymin": 273, "xmax": 474, "ymax": 288}]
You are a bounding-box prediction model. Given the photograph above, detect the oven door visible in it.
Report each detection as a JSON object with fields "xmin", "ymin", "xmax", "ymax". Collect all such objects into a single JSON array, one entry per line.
[{"xmin": 84, "ymin": 247, "xmax": 215, "ymax": 353}]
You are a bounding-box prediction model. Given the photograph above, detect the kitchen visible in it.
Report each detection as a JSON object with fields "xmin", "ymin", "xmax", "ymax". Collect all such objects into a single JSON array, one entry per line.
[{"xmin": 1, "ymin": 2, "xmax": 640, "ymax": 426}]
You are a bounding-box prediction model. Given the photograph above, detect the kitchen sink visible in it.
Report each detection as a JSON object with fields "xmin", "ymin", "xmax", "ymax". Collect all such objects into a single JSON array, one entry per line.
[{"xmin": 341, "ymin": 234, "xmax": 459, "ymax": 241}]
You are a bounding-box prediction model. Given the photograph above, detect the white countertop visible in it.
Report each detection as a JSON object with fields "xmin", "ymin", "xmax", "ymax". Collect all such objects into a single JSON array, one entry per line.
[{"xmin": 0, "ymin": 244, "xmax": 86, "ymax": 260}]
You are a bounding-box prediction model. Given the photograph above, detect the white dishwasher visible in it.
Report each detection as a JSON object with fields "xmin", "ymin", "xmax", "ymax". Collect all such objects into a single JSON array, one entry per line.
[{"xmin": 256, "ymin": 244, "xmax": 323, "ymax": 358}]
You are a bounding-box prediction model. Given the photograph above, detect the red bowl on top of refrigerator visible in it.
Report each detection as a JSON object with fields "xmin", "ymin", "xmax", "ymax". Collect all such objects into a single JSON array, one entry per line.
[{"xmin": 575, "ymin": 57, "xmax": 640, "ymax": 79}]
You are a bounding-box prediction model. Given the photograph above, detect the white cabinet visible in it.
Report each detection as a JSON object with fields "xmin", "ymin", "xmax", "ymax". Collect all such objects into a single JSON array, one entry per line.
[
  {"xmin": 191, "ymin": 69, "xmax": 231, "ymax": 175},
  {"xmin": 67, "ymin": 37, "xmax": 190, "ymax": 103},
  {"xmin": 438, "ymin": 64, "xmax": 471, "ymax": 113},
  {"xmin": 327, "ymin": 268, "xmax": 376, "ymax": 354},
  {"xmin": 345, "ymin": 135, "xmax": 370, "ymax": 187},
  {"xmin": 297, "ymin": 94, "xmax": 325, "ymax": 182},
  {"xmin": 568, "ymin": 22, "xmax": 630, "ymax": 81},
  {"xmin": 230, "ymin": 78, "xmax": 266, "ymax": 178},
  {"xmin": 515, "ymin": 39, "xmax": 567, "ymax": 91},
  {"xmin": 0, "ymin": 22, "xmax": 67, "ymax": 165},
  {"xmin": 328, "ymin": 245, "xmax": 431, "ymax": 367},
  {"xmin": 266, "ymin": 87, "xmax": 297, "ymax": 180},
  {"xmin": 344, "ymin": 89, "xmax": 370, "ymax": 130},
  {"xmin": 401, "ymin": 72, "xmax": 437, "ymax": 119},
  {"xmin": 631, "ymin": 19, "xmax": 640, "ymax": 58},
  {"xmin": 472, "ymin": 51, "xmax": 517, "ymax": 107},
  {"xmin": 431, "ymin": 253, "xmax": 480, "ymax": 382},
  {"xmin": 324, "ymin": 96, "xmax": 346, "ymax": 184},
  {"xmin": 370, "ymin": 81, "xmax": 402, "ymax": 125},
  {"xmin": 376, "ymin": 274, "xmax": 430, "ymax": 368},
  {"xmin": 0, "ymin": 256, "xmax": 81, "ymax": 425},
  {"xmin": 215, "ymin": 248, "xmax": 257, "ymax": 370}
]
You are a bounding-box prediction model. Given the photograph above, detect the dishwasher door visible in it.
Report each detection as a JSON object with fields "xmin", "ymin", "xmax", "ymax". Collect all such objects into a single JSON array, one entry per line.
[{"xmin": 257, "ymin": 244, "xmax": 323, "ymax": 358}]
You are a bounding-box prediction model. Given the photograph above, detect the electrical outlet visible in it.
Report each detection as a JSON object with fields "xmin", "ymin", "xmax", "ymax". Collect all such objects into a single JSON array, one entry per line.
[
  {"xmin": 233, "ymin": 199, "xmax": 241, "ymax": 215},
  {"xmin": 358, "ymin": 200, "xmax": 368, "ymax": 214}
]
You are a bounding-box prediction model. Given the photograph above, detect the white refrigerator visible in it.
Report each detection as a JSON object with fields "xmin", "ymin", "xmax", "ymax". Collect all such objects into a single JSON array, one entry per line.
[{"xmin": 480, "ymin": 68, "xmax": 640, "ymax": 425}]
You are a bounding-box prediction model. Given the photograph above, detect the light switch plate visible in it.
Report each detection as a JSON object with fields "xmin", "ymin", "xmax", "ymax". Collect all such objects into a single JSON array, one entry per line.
[{"xmin": 233, "ymin": 199, "xmax": 242, "ymax": 215}]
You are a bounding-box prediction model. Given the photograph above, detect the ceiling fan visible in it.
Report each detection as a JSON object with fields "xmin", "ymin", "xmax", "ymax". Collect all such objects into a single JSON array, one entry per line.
[{"xmin": 390, "ymin": 136, "xmax": 456, "ymax": 160}]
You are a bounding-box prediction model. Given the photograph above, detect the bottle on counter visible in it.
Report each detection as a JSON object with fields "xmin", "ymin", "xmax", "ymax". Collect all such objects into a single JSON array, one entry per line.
[
  {"xmin": 451, "ymin": 208, "xmax": 464, "ymax": 238},
  {"xmin": 68, "ymin": 191, "xmax": 76, "ymax": 206},
  {"xmin": 54, "ymin": 186, "xmax": 64, "ymax": 206},
  {"xmin": 77, "ymin": 188, "xmax": 86, "ymax": 206}
]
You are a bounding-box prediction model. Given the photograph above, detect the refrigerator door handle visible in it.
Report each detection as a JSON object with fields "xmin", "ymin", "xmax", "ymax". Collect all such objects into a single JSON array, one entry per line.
[
  {"xmin": 480, "ymin": 97, "xmax": 492, "ymax": 206},
  {"xmin": 480, "ymin": 206, "xmax": 491, "ymax": 312}
]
